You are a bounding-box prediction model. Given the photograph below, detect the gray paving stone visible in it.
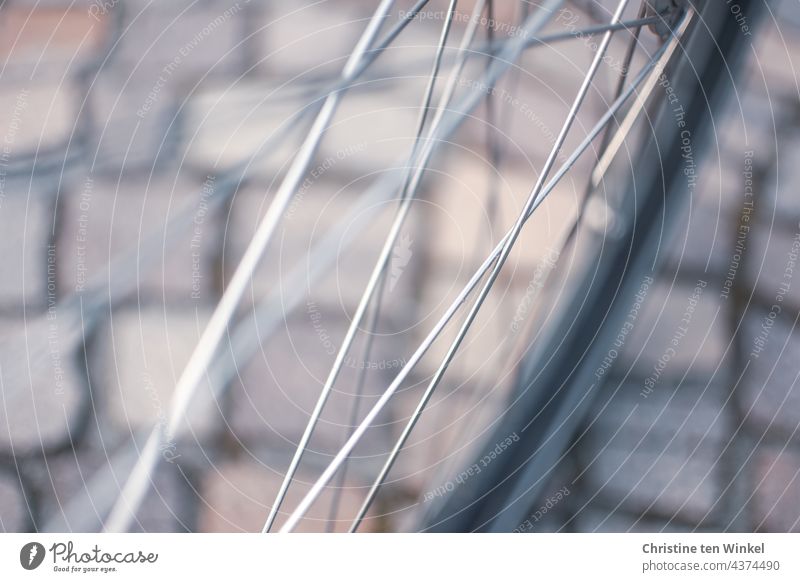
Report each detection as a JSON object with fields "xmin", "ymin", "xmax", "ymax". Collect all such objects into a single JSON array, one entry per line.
[
  {"xmin": 591, "ymin": 380, "xmax": 729, "ymax": 447},
  {"xmin": 663, "ymin": 192, "xmax": 739, "ymax": 274},
  {"xmin": 226, "ymin": 314, "xmax": 395, "ymax": 463},
  {"xmin": 129, "ymin": 461, "xmax": 196, "ymax": 532},
  {"xmin": 583, "ymin": 444, "xmax": 720, "ymax": 522},
  {"xmin": 92, "ymin": 308, "xmax": 221, "ymax": 443},
  {"xmin": 753, "ymin": 446, "xmax": 800, "ymax": 532},
  {"xmin": 423, "ymin": 151, "xmax": 576, "ymax": 274},
  {"xmin": 255, "ymin": 1, "xmax": 365, "ymax": 79},
  {"xmin": 580, "ymin": 383, "xmax": 726, "ymax": 521},
  {"xmin": 744, "ymin": 220, "xmax": 800, "ymax": 307},
  {"xmin": 36, "ymin": 431, "xmax": 124, "ymax": 533},
  {"xmin": 0, "ymin": 194, "xmax": 53, "ymax": 307},
  {"xmin": 0, "ymin": 83, "xmax": 75, "ymax": 156},
  {"xmin": 0, "ymin": 4, "xmax": 107, "ymax": 82},
  {"xmin": 0, "ymin": 316, "xmax": 87, "ymax": 457},
  {"xmin": 224, "ymin": 180, "xmax": 413, "ymax": 316},
  {"xmin": 718, "ymin": 80, "xmax": 779, "ymax": 158},
  {"xmin": 0, "ymin": 469, "xmax": 33, "ymax": 532},
  {"xmin": 181, "ymin": 80, "xmax": 302, "ymax": 175},
  {"xmin": 766, "ymin": 137, "xmax": 800, "ymax": 223},
  {"xmin": 86, "ymin": 72, "xmax": 183, "ymax": 173},
  {"xmin": 113, "ymin": 0, "xmax": 247, "ymax": 82},
  {"xmin": 319, "ymin": 83, "xmax": 426, "ymax": 176},
  {"xmin": 755, "ymin": 22, "xmax": 800, "ymax": 102},
  {"xmin": 619, "ymin": 279, "xmax": 727, "ymax": 377},
  {"xmin": 740, "ymin": 311, "xmax": 800, "ymax": 438},
  {"xmin": 197, "ymin": 453, "xmax": 380, "ymax": 532},
  {"xmin": 38, "ymin": 422, "xmax": 212, "ymax": 533},
  {"xmin": 57, "ymin": 172, "xmax": 221, "ymax": 302}
]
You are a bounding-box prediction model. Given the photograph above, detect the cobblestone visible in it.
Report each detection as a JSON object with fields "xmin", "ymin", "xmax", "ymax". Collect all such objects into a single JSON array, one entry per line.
[
  {"xmin": 57, "ymin": 172, "xmax": 221, "ymax": 302},
  {"xmin": 740, "ymin": 311, "xmax": 800, "ymax": 438},
  {"xmin": 91, "ymin": 308, "xmax": 221, "ymax": 443},
  {"xmin": 580, "ymin": 382, "xmax": 728, "ymax": 522},
  {"xmin": 0, "ymin": 194, "xmax": 53, "ymax": 307},
  {"xmin": 753, "ymin": 446, "xmax": 800, "ymax": 532},
  {"xmin": 0, "ymin": 468, "xmax": 32, "ymax": 532},
  {"xmin": 198, "ymin": 453, "xmax": 378, "ymax": 532},
  {"xmin": 0, "ymin": 316, "xmax": 87, "ymax": 457},
  {"xmin": 226, "ymin": 314, "xmax": 395, "ymax": 464}
]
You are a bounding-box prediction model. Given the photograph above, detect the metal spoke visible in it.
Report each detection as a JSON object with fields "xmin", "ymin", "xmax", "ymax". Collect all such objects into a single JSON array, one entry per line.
[
  {"xmin": 590, "ymin": 17, "xmax": 680, "ymax": 187},
  {"xmin": 596, "ymin": 1, "xmax": 648, "ymax": 158},
  {"xmin": 410, "ymin": 0, "xmax": 535, "ymax": 528},
  {"xmin": 104, "ymin": 0, "xmax": 399, "ymax": 533},
  {"xmin": 325, "ymin": 273, "xmax": 387, "ymax": 531},
  {"xmin": 56, "ymin": 0, "xmax": 545, "ymax": 531},
  {"xmin": 347, "ymin": 0, "xmax": 632, "ymax": 532},
  {"xmin": 521, "ymin": 14, "xmax": 660, "ymax": 49},
  {"xmin": 279, "ymin": 10, "xmax": 687, "ymax": 533},
  {"xmin": 482, "ymin": 14, "xmax": 695, "ymax": 533},
  {"xmin": 98, "ymin": 0, "xmax": 680, "ymax": 534},
  {"xmin": 273, "ymin": 0, "xmax": 567, "ymax": 533},
  {"xmin": 51, "ymin": 165, "xmax": 404, "ymax": 532},
  {"xmin": 263, "ymin": 0, "xmax": 462, "ymax": 533}
]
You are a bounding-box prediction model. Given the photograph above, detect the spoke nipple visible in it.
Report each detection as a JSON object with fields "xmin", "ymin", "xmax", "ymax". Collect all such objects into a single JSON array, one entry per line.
[{"xmin": 645, "ymin": 0, "xmax": 687, "ymax": 39}]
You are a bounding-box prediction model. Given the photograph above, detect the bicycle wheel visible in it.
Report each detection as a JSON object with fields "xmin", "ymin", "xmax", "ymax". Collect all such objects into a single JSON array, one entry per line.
[
  {"xmin": 100, "ymin": 0, "xmax": 758, "ymax": 533},
  {"xmin": 424, "ymin": 0, "xmax": 765, "ymax": 533},
  {"xmin": 0, "ymin": 0, "xmax": 775, "ymax": 534}
]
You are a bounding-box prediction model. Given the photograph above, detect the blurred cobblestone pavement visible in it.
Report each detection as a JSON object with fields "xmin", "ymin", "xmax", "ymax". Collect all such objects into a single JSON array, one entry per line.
[{"xmin": 0, "ymin": 0, "xmax": 798, "ymax": 533}]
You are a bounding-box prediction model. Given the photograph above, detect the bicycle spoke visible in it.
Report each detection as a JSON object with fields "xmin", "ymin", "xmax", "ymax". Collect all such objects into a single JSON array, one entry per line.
[
  {"xmin": 104, "ymin": 0, "xmax": 398, "ymax": 533},
  {"xmin": 521, "ymin": 14, "xmax": 661, "ymax": 49},
  {"xmin": 279, "ymin": 5, "xmax": 692, "ymax": 533},
  {"xmin": 413, "ymin": 0, "xmax": 535, "ymax": 529},
  {"xmin": 348, "ymin": 0, "xmax": 633, "ymax": 532},
  {"xmin": 263, "ymin": 0, "xmax": 462, "ymax": 533},
  {"xmin": 480, "ymin": 17, "xmax": 695, "ymax": 536},
  {"xmin": 274, "ymin": 0, "xmax": 567, "ymax": 533},
  {"xmin": 589, "ymin": 8, "xmax": 686, "ymax": 188},
  {"xmin": 559, "ymin": 1, "xmax": 648, "ymax": 263},
  {"xmin": 325, "ymin": 274, "xmax": 388, "ymax": 531},
  {"xmin": 60, "ymin": 0, "xmax": 531, "ymax": 531},
  {"xmin": 351, "ymin": 0, "xmax": 507, "ymax": 532}
]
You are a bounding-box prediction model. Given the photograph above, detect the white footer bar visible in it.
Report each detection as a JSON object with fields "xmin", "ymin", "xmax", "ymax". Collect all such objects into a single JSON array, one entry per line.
[{"xmin": 1, "ymin": 533, "xmax": 797, "ymax": 581}]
